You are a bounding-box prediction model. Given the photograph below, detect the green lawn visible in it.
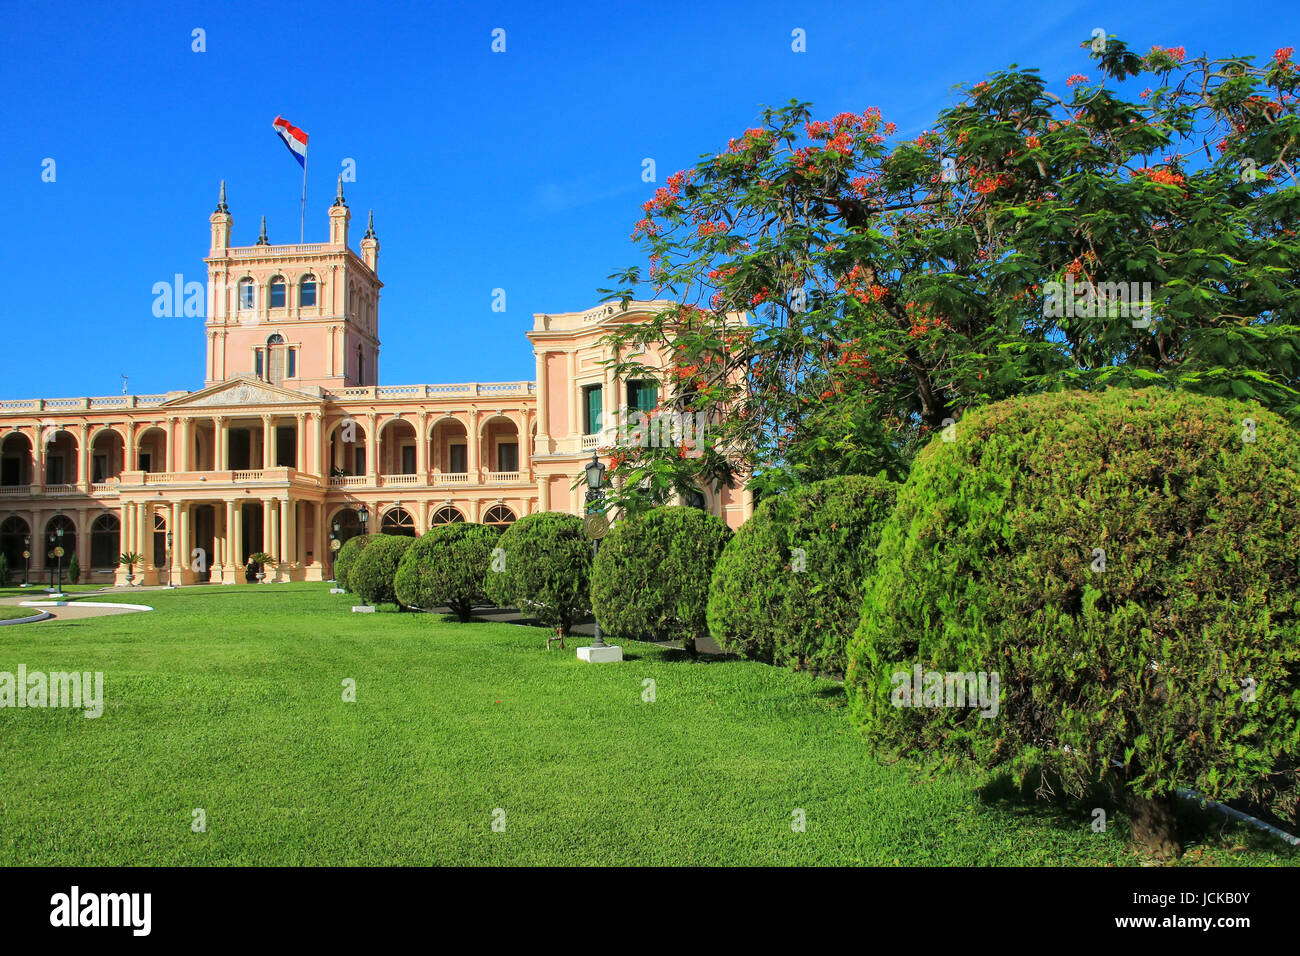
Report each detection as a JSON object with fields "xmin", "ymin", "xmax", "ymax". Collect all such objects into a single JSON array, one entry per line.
[
  {"xmin": 0, "ymin": 583, "xmax": 1294, "ymax": 866},
  {"xmin": 0, "ymin": 606, "xmax": 38, "ymax": 621}
]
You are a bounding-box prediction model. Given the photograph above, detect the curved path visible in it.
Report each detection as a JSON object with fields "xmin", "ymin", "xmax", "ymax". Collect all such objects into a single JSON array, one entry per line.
[{"xmin": 0, "ymin": 593, "xmax": 153, "ymax": 623}]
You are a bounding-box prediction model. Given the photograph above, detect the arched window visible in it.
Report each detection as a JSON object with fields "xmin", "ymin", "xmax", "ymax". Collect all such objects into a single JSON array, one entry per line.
[
  {"xmin": 266, "ymin": 334, "xmax": 286, "ymax": 386},
  {"xmin": 483, "ymin": 505, "xmax": 516, "ymax": 529},
  {"xmin": 430, "ymin": 506, "xmax": 464, "ymax": 525},
  {"xmin": 0, "ymin": 515, "xmax": 31, "ymax": 571},
  {"xmin": 90, "ymin": 513, "xmax": 121, "ymax": 569},
  {"xmin": 381, "ymin": 507, "xmax": 416, "ymax": 537},
  {"xmin": 238, "ymin": 277, "xmax": 255, "ymax": 310},
  {"xmin": 300, "ymin": 274, "xmax": 317, "ymax": 307},
  {"xmin": 44, "ymin": 515, "xmax": 76, "ymax": 570},
  {"xmin": 269, "ymin": 276, "xmax": 286, "ymax": 309}
]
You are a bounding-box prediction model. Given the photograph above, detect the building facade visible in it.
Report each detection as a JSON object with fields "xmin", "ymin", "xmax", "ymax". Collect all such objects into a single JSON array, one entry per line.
[{"xmin": 0, "ymin": 184, "xmax": 751, "ymax": 586}]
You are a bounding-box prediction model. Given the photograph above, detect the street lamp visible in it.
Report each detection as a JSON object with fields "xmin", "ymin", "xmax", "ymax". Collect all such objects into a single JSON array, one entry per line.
[
  {"xmin": 329, "ymin": 520, "xmax": 340, "ymax": 582},
  {"xmin": 55, "ymin": 525, "xmax": 64, "ymax": 593},
  {"xmin": 47, "ymin": 531, "xmax": 55, "ymax": 590},
  {"xmin": 22, "ymin": 535, "xmax": 30, "ymax": 587},
  {"xmin": 358, "ymin": 506, "xmax": 369, "ymax": 532},
  {"xmin": 166, "ymin": 531, "xmax": 174, "ymax": 587},
  {"xmin": 583, "ymin": 452, "xmax": 608, "ymax": 648}
]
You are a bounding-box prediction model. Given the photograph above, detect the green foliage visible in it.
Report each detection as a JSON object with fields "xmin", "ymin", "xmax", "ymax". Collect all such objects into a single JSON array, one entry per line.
[
  {"xmin": 591, "ymin": 506, "xmax": 732, "ymax": 655},
  {"xmin": 394, "ymin": 523, "xmax": 499, "ymax": 621},
  {"xmin": 708, "ymin": 475, "xmax": 896, "ymax": 673},
  {"xmin": 601, "ymin": 38, "xmax": 1300, "ymax": 507},
  {"xmin": 846, "ymin": 387, "xmax": 1300, "ymax": 823},
  {"xmin": 484, "ymin": 511, "xmax": 592, "ymax": 635},
  {"xmin": 0, "ymin": 554, "xmax": 9, "ymax": 587},
  {"xmin": 67, "ymin": 554, "xmax": 80, "ymax": 585},
  {"xmin": 333, "ymin": 535, "xmax": 375, "ymax": 592},
  {"xmin": 118, "ymin": 552, "xmax": 141, "ymax": 572},
  {"xmin": 349, "ymin": 535, "xmax": 415, "ymax": 607}
]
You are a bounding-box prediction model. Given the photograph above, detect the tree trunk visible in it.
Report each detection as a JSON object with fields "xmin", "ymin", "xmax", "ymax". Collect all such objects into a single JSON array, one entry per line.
[{"xmin": 1126, "ymin": 792, "xmax": 1182, "ymax": 859}]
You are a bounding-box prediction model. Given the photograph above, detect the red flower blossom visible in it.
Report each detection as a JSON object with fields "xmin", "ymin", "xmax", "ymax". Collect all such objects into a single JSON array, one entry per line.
[{"xmin": 1066, "ymin": 74, "xmax": 1088, "ymax": 87}]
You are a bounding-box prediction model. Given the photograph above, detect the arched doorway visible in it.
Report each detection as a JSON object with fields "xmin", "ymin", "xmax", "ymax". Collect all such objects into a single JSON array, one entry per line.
[
  {"xmin": 0, "ymin": 515, "xmax": 31, "ymax": 575},
  {"xmin": 1, "ymin": 433, "xmax": 33, "ymax": 487},
  {"xmin": 90, "ymin": 513, "xmax": 121, "ymax": 569}
]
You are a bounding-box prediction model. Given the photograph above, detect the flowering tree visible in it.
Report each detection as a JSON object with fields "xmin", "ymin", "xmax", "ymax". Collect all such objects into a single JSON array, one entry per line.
[{"xmin": 599, "ymin": 37, "xmax": 1300, "ymax": 508}]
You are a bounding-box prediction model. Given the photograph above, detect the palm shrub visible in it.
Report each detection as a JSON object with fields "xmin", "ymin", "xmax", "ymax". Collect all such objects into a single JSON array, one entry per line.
[
  {"xmin": 349, "ymin": 535, "xmax": 415, "ymax": 607},
  {"xmin": 708, "ymin": 475, "xmax": 896, "ymax": 673},
  {"xmin": 484, "ymin": 511, "xmax": 592, "ymax": 636},
  {"xmin": 394, "ymin": 522, "xmax": 499, "ymax": 621},
  {"xmin": 845, "ymin": 387, "xmax": 1300, "ymax": 857},
  {"xmin": 333, "ymin": 534, "xmax": 375, "ymax": 592},
  {"xmin": 591, "ymin": 505, "xmax": 732, "ymax": 657}
]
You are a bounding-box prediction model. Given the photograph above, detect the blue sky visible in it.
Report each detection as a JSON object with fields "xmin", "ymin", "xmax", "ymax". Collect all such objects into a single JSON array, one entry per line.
[{"xmin": 1, "ymin": 0, "xmax": 1293, "ymax": 398}]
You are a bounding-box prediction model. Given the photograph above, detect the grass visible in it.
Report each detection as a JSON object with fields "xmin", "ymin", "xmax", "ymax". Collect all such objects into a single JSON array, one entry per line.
[
  {"xmin": 0, "ymin": 582, "xmax": 1294, "ymax": 866},
  {"xmin": 0, "ymin": 606, "xmax": 39, "ymax": 621}
]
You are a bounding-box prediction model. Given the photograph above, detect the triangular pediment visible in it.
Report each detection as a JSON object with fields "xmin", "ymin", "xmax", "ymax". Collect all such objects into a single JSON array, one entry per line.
[{"xmin": 164, "ymin": 376, "xmax": 321, "ymax": 409}]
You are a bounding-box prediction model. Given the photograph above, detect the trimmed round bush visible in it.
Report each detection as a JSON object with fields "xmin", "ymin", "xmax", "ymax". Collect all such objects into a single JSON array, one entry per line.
[
  {"xmin": 591, "ymin": 505, "xmax": 732, "ymax": 656},
  {"xmin": 845, "ymin": 388, "xmax": 1300, "ymax": 854},
  {"xmin": 708, "ymin": 475, "xmax": 897, "ymax": 674},
  {"xmin": 484, "ymin": 511, "xmax": 592, "ymax": 635},
  {"xmin": 333, "ymin": 533, "xmax": 376, "ymax": 592},
  {"xmin": 394, "ymin": 522, "xmax": 499, "ymax": 621},
  {"xmin": 349, "ymin": 534, "xmax": 415, "ymax": 607}
]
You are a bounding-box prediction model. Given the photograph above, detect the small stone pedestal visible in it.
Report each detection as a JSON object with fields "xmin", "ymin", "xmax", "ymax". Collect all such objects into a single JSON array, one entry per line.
[
  {"xmin": 330, "ymin": 588, "xmax": 346, "ymax": 594},
  {"xmin": 577, "ymin": 644, "xmax": 623, "ymax": 663},
  {"xmin": 351, "ymin": 605, "xmax": 376, "ymax": 613}
]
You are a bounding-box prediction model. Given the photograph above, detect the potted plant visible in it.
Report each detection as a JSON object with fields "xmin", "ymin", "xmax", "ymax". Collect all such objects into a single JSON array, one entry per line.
[
  {"xmin": 118, "ymin": 551, "xmax": 142, "ymax": 586},
  {"xmin": 248, "ymin": 552, "xmax": 275, "ymax": 583}
]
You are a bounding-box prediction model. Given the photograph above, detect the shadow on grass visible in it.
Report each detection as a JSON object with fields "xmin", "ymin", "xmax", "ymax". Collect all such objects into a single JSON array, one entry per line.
[{"xmin": 977, "ymin": 769, "xmax": 1298, "ymax": 861}]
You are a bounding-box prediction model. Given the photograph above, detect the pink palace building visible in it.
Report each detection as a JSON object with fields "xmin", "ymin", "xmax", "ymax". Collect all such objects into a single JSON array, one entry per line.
[{"xmin": 0, "ymin": 183, "xmax": 752, "ymax": 586}]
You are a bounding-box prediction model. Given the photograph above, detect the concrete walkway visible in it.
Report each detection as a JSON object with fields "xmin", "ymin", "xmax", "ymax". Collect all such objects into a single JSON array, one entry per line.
[{"xmin": 0, "ymin": 590, "xmax": 151, "ymax": 623}]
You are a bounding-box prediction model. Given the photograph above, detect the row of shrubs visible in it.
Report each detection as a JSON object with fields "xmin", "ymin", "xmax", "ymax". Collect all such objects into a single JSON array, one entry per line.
[{"xmin": 331, "ymin": 388, "xmax": 1300, "ymax": 846}]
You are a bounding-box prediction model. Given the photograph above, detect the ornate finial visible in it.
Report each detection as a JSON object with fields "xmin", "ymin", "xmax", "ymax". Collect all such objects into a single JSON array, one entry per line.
[
  {"xmin": 215, "ymin": 180, "xmax": 229, "ymax": 213},
  {"xmin": 256, "ymin": 215, "xmax": 269, "ymax": 245},
  {"xmin": 364, "ymin": 209, "xmax": 376, "ymax": 239},
  {"xmin": 333, "ymin": 175, "xmax": 347, "ymax": 207}
]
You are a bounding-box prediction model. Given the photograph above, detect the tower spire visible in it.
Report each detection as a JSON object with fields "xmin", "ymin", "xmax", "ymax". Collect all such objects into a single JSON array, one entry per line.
[
  {"xmin": 333, "ymin": 174, "xmax": 347, "ymax": 208},
  {"xmin": 215, "ymin": 180, "xmax": 229, "ymax": 213},
  {"xmin": 364, "ymin": 209, "xmax": 376, "ymax": 239},
  {"xmin": 256, "ymin": 215, "xmax": 269, "ymax": 245}
]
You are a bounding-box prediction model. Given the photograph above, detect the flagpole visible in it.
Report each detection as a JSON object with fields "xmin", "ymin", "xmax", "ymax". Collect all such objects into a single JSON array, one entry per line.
[{"xmin": 300, "ymin": 149, "xmax": 307, "ymax": 244}]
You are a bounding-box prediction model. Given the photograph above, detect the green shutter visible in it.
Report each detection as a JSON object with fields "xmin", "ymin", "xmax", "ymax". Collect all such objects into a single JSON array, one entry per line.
[{"xmin": 586, "ymin": 386, "xmax": 603, "ymax": 433}]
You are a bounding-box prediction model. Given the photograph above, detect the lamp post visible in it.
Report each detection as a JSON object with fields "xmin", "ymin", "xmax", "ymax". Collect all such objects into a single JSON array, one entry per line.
[
  {"xmin": 358, "ymin": 505, "xmax": 369, "ymax": 534},
  {"xmin": 583, "ymin": 452, "xmax": 608, "ymax": 648},
  {"xmin": 23, "ymin": 535, "xmax": 30, "ymax": 587},
  {"xmin": 47, "ymin": 532, "xmax": 55, "ymax": 590},
  {"xmin": 166, "ymin": 531, "xmax": 174, "ymax": 587},
  {"xmin": 329, "ymin": 520, "xmax": 340, "ymax": 582},
  {"xmin": 55, "ymin": 525, "xmax": 64, "ymax": 593}
]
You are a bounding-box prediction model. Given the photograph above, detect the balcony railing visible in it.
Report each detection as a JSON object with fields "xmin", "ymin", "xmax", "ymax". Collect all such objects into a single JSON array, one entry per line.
[
  {"xmin": 329, "ymin": 475, "xmax": 368, "ymax": 488},
  {"xmin": 434, "ymin": 473, "xmax": 469, "ymax": 485},
  {"xmin": 380, "ymin": 474, "xmax": 419, "ymax": 486},
  {"xmin": 0, "ymin": 485, "xmax": 31, "ymax": 497},
  {"xmin": 486, "ymin": 471, "xmax": 522, "ymax": 483}
]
